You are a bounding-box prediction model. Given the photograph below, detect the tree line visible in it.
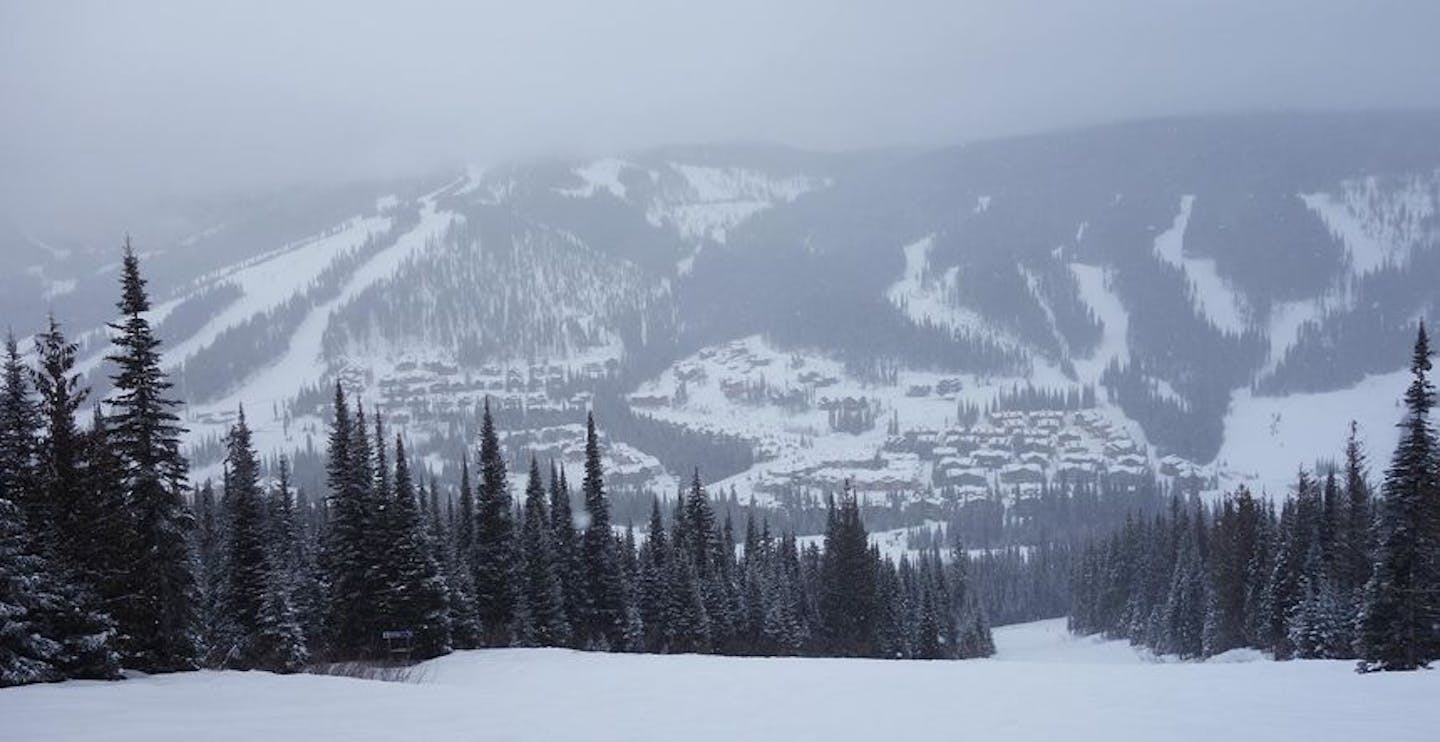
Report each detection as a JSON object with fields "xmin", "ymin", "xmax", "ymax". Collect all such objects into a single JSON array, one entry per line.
[
  {"xmin": 1, "ymin": 247, "xmax": 995, "ymax": 687},
  {"xmin": 1071, "ymin": 325, "xmax": 1440, "ymax": 671}
]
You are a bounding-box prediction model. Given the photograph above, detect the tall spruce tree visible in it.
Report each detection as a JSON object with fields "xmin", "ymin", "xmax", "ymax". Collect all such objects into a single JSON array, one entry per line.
[
  {"xmin": 580, "ymin": 413, "xmax": 624, "ymax": 648},
  {"xmin": 0, "ymin": 488, "xmax": 120, "ymax": 686},
  {"xmin": 819, "ymin": 485, "xmax": 877, "ymax": 657},
  {"xmin": 1340, "ymin": 422, "xmax": 1374, "ymax": 617},
  {"xmin": 518, "ymin": 457, "xmax": 568, "ymax": 646},
  {"xmin": 215, "ymin": 408, "xmax": 305, "ymax": 672},
  {"xmin": 548, "ymin": 462, "xmax": 584, "ymax": 643},
  {"xmin": 383, "ymin": 436, "xmax": 452, "ymax": 659},
  {"xmin": 31, "ymin": 317, "xmax": 88, "ymax": 563},
  {"xmin": 0, "ymin": 333, "xmax": 39, "ymax": 525},
  {"xmin": 104, "ymin": 244, "xmax": 199, "ymax": 672},
  {"xmin": 320, "ymin": 384, "xmax": 376, "ymax": 658},
  {"xmin": 1359, "ymin": 323, "xmax": 1440, "ymax": 671},
  {"xmin": 473, "ymin": 399, "xmax": 515, "ymax": 645}
]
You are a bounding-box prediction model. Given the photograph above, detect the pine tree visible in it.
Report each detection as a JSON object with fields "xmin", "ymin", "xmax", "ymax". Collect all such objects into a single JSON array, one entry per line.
[
  {"xmin": 473, "ymin": 399, "xmax": 515, "ymax": 645},
  {"xmin": 579, "ymin": 413, "xmax": 624, "ymax": 648},
  {"xmin": 30, "ymin": 316, "xmax": 88, "ymax": 563},
  {"xmin": 78, "ymin": 409, "xmax": 132, "ymax": 619},
  {"xmin": 104, "ymin": 244, "xmax": 199, "ymax": 672},
  {"xmin": 193, "ymin": 480, "xmax": 224, "ymax": 655},
  {"xmin": 455, "ymin": 458, "xmax": 476, "ymax": 587},
  {"xmin": 549, "ymin": 463, "xmax": 584, "ymax": 641},
  {"xmin": 1359, "ymin": 323, "xmax": 1440, "ymax": 671},
  {"xmin": 320, "ymin": 384, "xmax": 376, "ymax": 658},
  {"xmin": 1203, "ymin": 487, "xmax": 1261, "ymax": 655},
  {"xmin": 1340, "ymin": 422, "xmax": 1373, "ymax": 621},
  {"xmin": 948, "ymin": 545, "xmax": 994, "ymax": 658},
  {"xmin": 1161, "ymin": 510, "xmax": 1207, "ymax": 659},
  {"xmin": 0, "ymin": 333, "xmax": 39, "ymax": 526},
  {"xmin": 662, "ymin": 546, "xmax": 710, "ymax": 653},
  {"xmin": 263, "ymin": 458, "xmax": 312, "ymax": 671},
  {"xmin": 0, "ymin": 489, "xmax": 121, "ymax": 686},
  {"xmin": 518, "ymin": 457, "xmax": 568, "ymax": 646},
  {"xmin": 214, "ymin": 408, "xmax": 305, "ymax": 672},
  {"xmin": 382, "ymin": 436, "xmax": 452, "ymax": 659},
  {"xmin": 637, "ymin": 498, "xmax": 670, "ymax": 652},
  {"xmin": 682, "ymin": 469, "xmax": 715, "ymax": 577},
  {"xmin": 819, "ymin": 485, "xmax": 877, "ymax": 657}
]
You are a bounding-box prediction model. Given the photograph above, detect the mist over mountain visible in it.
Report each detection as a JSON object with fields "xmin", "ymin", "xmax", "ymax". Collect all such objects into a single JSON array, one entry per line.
[{"xmin": 6, "ymin": 110, "xmax": 1435, "ymax": 505}]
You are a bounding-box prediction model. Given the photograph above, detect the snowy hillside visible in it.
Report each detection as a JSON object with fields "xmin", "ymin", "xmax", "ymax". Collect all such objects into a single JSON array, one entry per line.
[
  {"xmin": 31, "ymin": 114, "xmax": 1440, "ymax": 501},
  {"xmin": 6, "ymin": 619, "xmax": 1437, "ymax": 742}
]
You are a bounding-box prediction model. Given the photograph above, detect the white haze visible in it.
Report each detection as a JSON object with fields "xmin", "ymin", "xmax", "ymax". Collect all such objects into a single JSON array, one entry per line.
[{"xmin": 2, "ymin": 0, "xmax": 1439, "ymax": 233}]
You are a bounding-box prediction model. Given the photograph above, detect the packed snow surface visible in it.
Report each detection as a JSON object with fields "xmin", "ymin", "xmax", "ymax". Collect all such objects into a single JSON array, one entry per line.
[
  {"xmin": 5, "ymin": 618, "xmax": 1437, "ymax": 741},
  {"xmin": 1301, "ymin": 173, "xmax": 1440, "ymax": 276},
  {"xmin": 1068, "ymin": 263, "xmax": 1129, "ymax": 381},
  {"xmin": 887, "ymin": 235, "xmax": 1026, "ymax": 352},
  {"xmin": 1153, "ymin": 195, "xmax": 1249, "ymax": 335},
  {"xmin": 1218, "ymin": 369, "xmax": 1409, "ymax": 494}
]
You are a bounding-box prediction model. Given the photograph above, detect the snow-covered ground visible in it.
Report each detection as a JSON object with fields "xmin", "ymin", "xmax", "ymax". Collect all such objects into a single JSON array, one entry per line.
[
  {"xmin": 1302, "ymin": 172, "xmax": 1440, "ymax": 277},
  {"xmin": 1153, "ymin": 195, "xmax": 1250, "ymax": 335},
  {"xmin": 6, "ymin": 618, "xmax": 1437, "ymax": 741},
  {"xmin": 1217, "ymin": 370, "xmax": 1410, "ymax": 494},
  {"xmin": 887, "ymin": 235, "xmax": 1028, "ymax": 354}
]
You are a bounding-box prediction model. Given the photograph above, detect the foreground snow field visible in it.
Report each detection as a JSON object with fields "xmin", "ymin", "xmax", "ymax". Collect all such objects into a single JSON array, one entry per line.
[{"xmin": 3, "ymin": 619, "xmax": 1437, "ymax": 741}]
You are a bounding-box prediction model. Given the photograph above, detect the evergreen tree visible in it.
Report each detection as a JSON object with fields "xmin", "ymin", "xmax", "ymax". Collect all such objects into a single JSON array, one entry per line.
[
  {"xmin": 104, "ymin": 245, "xmax": 199, "ymax": 672},
  {"xmin": 948, "ymin": 546, "xmax": 994, "ymax": 658},
  {"xmin": 473, "ymin": 399, "xmax": 515, "ymax": 645},
  {"xmin": 214, "ymin": 409, "xmax": 305, "ymax": 672},
  {"xmin": 30, "ymin": 316, "xmax": 88, "ymax": 564},
  {"xmin": 518, "ymin": 457, "xmax": 568, "ymax": 646},
  {"xmin": 264, "ymin": 458, "xmax": 314, "ymax": 670},
  {"xmin": 1359, "ymin": 323, "xmax": 1440, "ymax": 671},
  {"xmin": 819, "ymin": 485, "xmax": 878, "ymax": 657},
  {"xmin": 382, "ymin": 436, "xmax": 452, "ymax": 659},
  {"xmin": 455, "ymin": 459, "xmax": 476, "ymax": 589},
  {"xmin": 320, "ymin": 385, "xmax": 377, "ymax": 658},
  {"xmin": 102, "ymin": 244, "xmax": 200, "ymax": 674},
  {"xmin": 0, "ymin": 489, "xmax": 120, "ymax": 686},
  {"xmin": 1203, "ymin": 487, "xmax": 1261, "ymax": 655},
  {"xmin": 0, "ymin": 333, "xmax": 39, "ymax": 525},
  {"xmin": 1340, "ymin": 422, "xmax": 1373, "ymax": 619},
  {"xmin": 637, "ymin": 498, "xmax": 670, "ymax": 652},
  {"xmin": 548, "ymin": 463, "xmax": 585, "ymax": 643},
  {"xmin": 193, "ymin": 480, "xmax": 224, "ymax": 655},
  {"xmin": 579, "ymin": 413, "xmax": 624, "ymax": 648}
]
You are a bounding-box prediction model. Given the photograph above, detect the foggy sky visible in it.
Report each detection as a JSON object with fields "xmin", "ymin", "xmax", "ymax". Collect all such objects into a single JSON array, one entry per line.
[{"xmin": 4, "ymin": 0, "xmax": 1439, "ymax": 227}]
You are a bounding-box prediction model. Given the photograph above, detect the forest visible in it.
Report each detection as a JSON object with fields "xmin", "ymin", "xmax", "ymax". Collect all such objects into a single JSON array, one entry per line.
[
  {"xmin": 1072, "ymin": 327, "xmax": 1440, "ymax": 671},
  {"xmin": 4, "ymin": 248, "xmax": 1438, "ymax": 689},
  {"xmin": 0, "ymin": 250, "xmax": 992, "ymax": 687}
]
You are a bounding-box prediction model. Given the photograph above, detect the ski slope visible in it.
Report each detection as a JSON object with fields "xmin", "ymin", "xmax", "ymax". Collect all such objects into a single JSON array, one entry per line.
[
  {"xmin": 5, "ymin": 618, "xmax": 1436, "ymax": 741},
  {"xmin": 1218, "ymin": 369, "xmax": 1410, "ymax": 494},
  {"xmin": 1153, "ymin": 195, "xmax": 1249, "ymax": 335}
]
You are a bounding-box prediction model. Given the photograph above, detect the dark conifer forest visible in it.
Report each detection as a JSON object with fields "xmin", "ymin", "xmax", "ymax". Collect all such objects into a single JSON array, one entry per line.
[
  {"xmin": 1071, "ymin": 327, "xmax": 1440, "ymax": 670},
  {"xmin": 1, "ymin": 250, "xmax": 994, "ymax": 687},
  {"xmin": 4, "ymin": 248, "xmax": 1438, "ymax": 689}
]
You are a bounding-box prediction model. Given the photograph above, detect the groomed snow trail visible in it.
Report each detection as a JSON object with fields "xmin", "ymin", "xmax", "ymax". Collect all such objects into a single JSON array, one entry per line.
[{"xmin": 3, "ymin": 618, "xmax": 1437, "ymax": 741}]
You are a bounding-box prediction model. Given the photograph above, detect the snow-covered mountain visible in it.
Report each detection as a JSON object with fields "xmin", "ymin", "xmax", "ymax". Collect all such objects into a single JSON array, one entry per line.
[{"xmin": 17, "ymin": 113, "xmax": 1440, "ymax": 498}]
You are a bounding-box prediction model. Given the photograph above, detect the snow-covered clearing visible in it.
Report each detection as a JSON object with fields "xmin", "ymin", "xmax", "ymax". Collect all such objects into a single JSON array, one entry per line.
[
  {"xmin": 1068, "ymin": 263, "xmax": 1128, "ymax": 383},
  {"xmin": 886, "ymin": 235, "xmax": 1026, "ymax": 353},
  {"xmin": 1153, "ymin": 195, "xmax": 1250, "ymax": 335},
  {"xmin": 1301, "ymin": 173, "xmax": 1440, "ymax": 276},
  {"xmin": 6, "ymin": 618, "xmax": 1436, "ymax": 741},
  {"xmin": 1218, "ymin": 369, "xmax": 1410, "ymax": 494},
  {"xmin": 182, "ymin": 199, "xmax": 455, "ymax": 475},
  {"xmin": 558, "ymin": 157, "xmax": 633, "ymax": 199},
  {"xmin": 153, "ymin": 215, "xmax": 392, "ymax": 366}
]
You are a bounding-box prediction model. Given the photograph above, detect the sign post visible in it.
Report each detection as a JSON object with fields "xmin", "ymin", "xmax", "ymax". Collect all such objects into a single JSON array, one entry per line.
[{"xmin": 381, "ymin": 629, "xmax": 414, "ymax": 664}]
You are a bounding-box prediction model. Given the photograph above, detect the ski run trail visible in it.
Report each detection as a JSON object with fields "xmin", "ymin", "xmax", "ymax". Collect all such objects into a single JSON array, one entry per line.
[{"xmin": 3, "ymin": 618, "xmax": 1437, "ymax": 741}]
